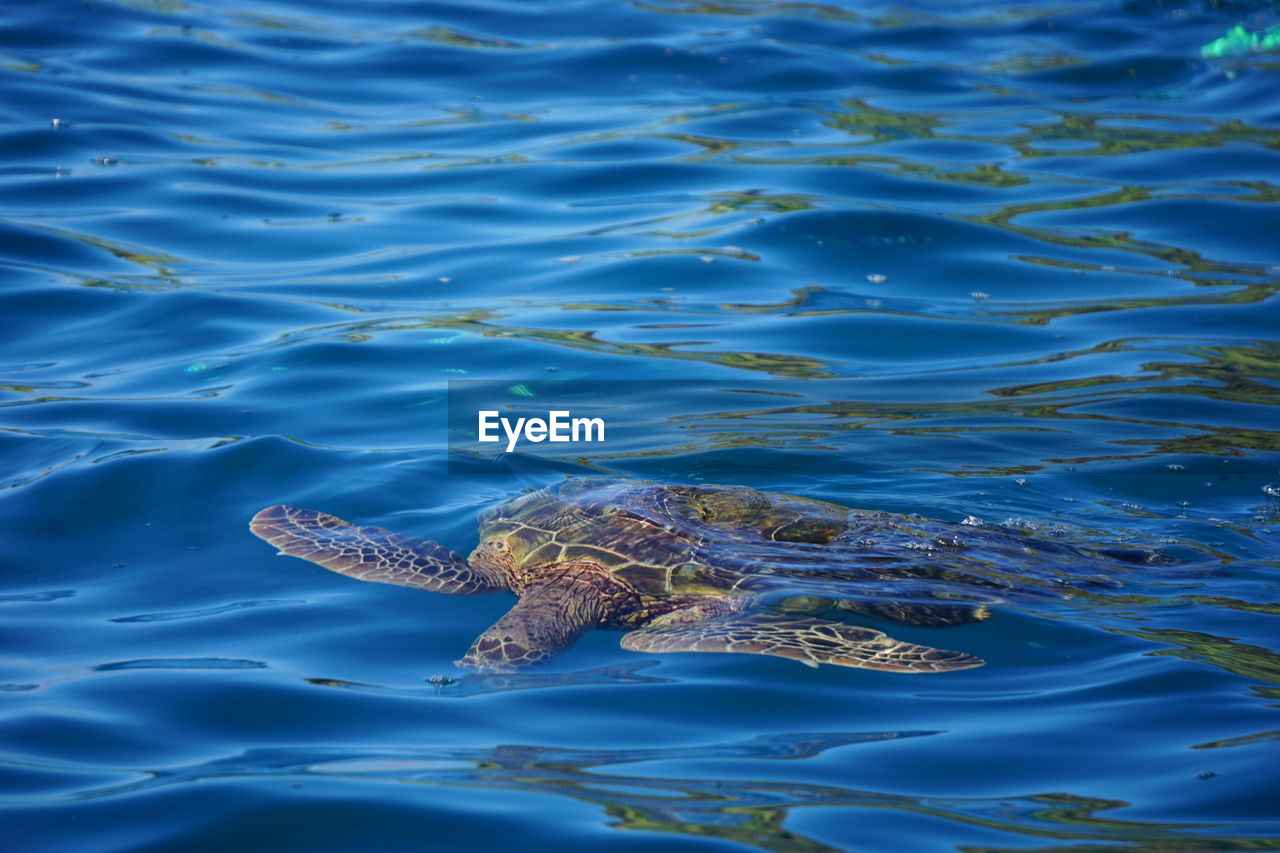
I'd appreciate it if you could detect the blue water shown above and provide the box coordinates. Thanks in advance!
[3,0,1280,849]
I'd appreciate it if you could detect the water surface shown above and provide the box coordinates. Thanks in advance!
[2,0,1279,850]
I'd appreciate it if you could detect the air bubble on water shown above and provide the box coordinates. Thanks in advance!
[700,255,715,263]
[749,217,763,225]
[1015,477,1029,486]
[960,515,986,526]
[438,276,452,283]
[970,291,989,301]
[555,255,582,264]
[1262,483,1280,497]
[866,273,887,283]
[426,675,455,686]
[93,156,117,166]
[1203,481,1212,487]
[51,117,64,128]
[1167,464,1185,471]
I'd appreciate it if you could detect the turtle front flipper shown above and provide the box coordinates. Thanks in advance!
[250,505,504,595]
[621,612,983,673]
[456,561,619,672]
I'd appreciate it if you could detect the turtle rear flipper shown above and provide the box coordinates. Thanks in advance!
[621,613,983,673]
[250,505,504,595]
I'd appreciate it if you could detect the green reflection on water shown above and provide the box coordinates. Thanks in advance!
[343,312,836,378]
[1113,626,1280,700]
[539,337,1279,468]
[825,99,942,141]
[17,731,1279,853]
[1193,728,1280,749]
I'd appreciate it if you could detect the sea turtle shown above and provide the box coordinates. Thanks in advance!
[249,479,1152,673]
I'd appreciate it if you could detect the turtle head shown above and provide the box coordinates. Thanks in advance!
[468,536,520,583]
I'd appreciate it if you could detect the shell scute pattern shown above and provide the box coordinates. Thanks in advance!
[480,479,1169,611]
[484,481,708,593]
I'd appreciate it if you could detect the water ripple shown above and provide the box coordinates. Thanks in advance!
[108,598,304,623]
[4,731,1277,851]
[4,0,1280,848]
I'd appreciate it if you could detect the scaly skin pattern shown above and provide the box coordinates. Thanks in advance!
[247,478,1158,673]
[456,561,628,671]
[621,612,982,673]
[249,505,503,595]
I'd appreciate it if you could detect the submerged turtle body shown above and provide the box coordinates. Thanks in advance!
[249,479,1149,673]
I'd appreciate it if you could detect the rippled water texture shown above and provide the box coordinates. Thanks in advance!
[3,0,1280,850]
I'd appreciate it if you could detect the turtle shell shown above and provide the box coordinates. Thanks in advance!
[475,478,1158,607]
